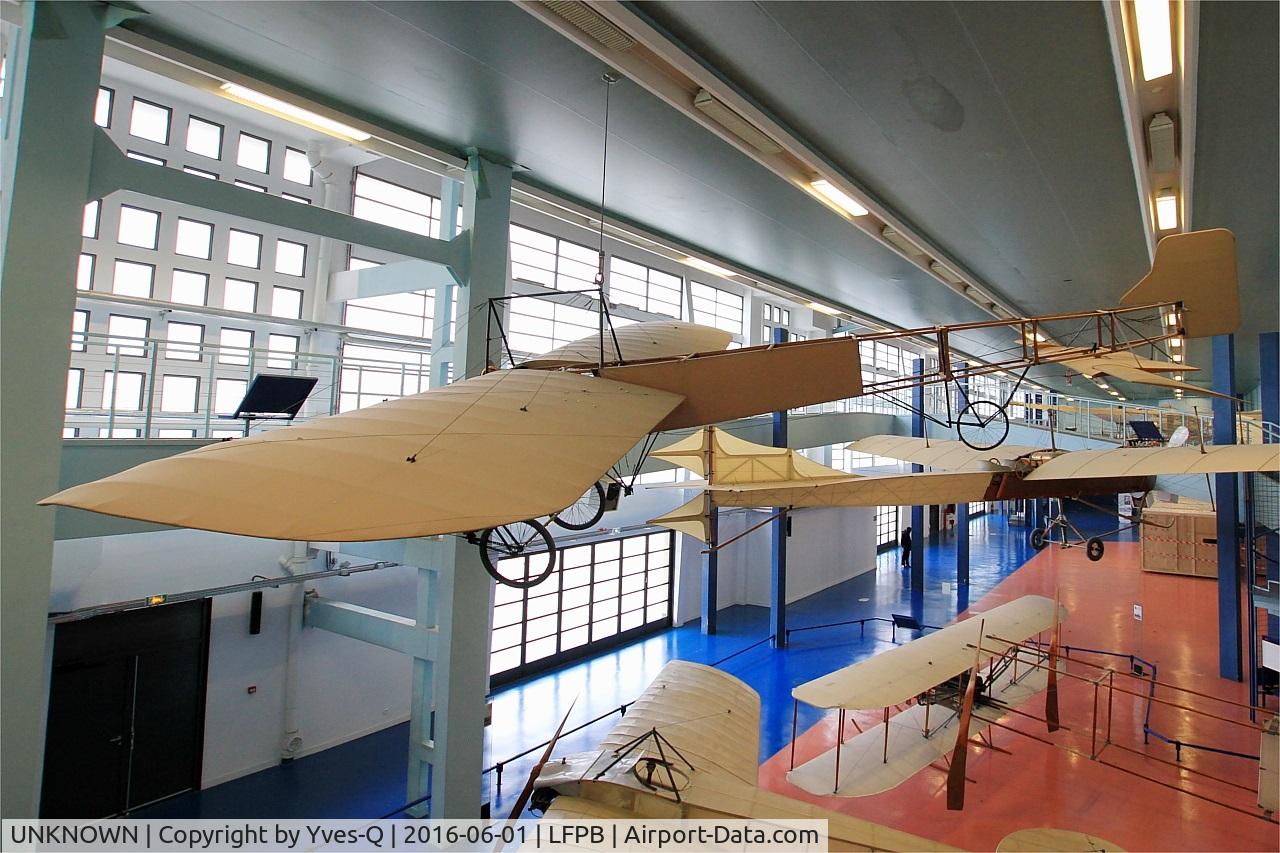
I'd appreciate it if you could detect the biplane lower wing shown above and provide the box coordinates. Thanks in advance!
[792,595,1066,710]
[703,470,998,509]
[1024,443,1280,480]
[40,370,683,541]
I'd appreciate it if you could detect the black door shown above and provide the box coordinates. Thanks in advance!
[40,599,210,817]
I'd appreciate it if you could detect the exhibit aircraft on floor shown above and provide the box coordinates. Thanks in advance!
[647,429,1279,562]
[42,229,1249,586]
[516,658,959,851]
[784,596,1066,805]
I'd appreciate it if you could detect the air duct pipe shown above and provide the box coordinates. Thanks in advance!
[279,542,312,762]
[306,144,341,324]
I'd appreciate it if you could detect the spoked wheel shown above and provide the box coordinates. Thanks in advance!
[1029,527,1048,550]
[478,519,557,588]
[1086,537,1105,562]
[955,400,1010,451]
[552,481,607,531]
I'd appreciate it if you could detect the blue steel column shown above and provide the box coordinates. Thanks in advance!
[1,1,110,817]
[1212,335,1242,680]
[954,362,970,585]
[771,327,789,647]
[910,358,925,590]
[701,502,718,635]
[1261,332,1279,642]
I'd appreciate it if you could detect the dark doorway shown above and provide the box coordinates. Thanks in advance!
[40,599,210,818]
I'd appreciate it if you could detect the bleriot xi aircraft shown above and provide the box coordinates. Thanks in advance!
[41,228,1255,586]
[647,428,1279,561]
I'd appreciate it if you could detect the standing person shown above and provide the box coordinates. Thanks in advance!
[900,526,913,568]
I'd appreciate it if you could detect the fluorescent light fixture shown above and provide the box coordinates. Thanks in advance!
[1172,353,1183,362]
[1170,336,1182,347]
[811,179,869,216]
[1154,190,1178,230]
[1022,330,1047,342]
[1174,373,1184,381]
[1098,382,1109,388]
[806,301,842,316]
[1118,397,1127,402]
[683,256,735,278]
[882,226,926,257]
[1134,0,1174,81]
[219,83,371,141]
[1165,312,1179,327]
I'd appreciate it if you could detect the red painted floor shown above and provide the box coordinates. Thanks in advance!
[758,542,1278,852]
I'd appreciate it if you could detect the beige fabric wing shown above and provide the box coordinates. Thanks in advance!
[705,470,997,509]
[519,320,731,369]
[1025,443,1280,481]
[847,435,1035,471]
[647,493,713,542]
[792,595,1066,710]
[598,660,760,787]
[41,370,683,541]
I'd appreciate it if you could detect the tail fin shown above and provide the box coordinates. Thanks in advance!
[1120,229,1238,338]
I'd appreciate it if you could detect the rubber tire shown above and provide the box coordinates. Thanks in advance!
[552,481,607,531]
[1030,528,1047,550]
[1086,537,1105,562]
[955,399,1011,451]
[478,519,557,588]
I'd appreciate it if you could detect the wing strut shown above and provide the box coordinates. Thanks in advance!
[507,695,577,820]
[1046,590,1062,733]
[946,619,984,810]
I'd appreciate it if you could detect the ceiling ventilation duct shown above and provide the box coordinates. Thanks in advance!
[928,260,967,289]
[1147,112,1176,173]
[693,89,783,155]
[538,1,637,51]
[881,226,925,257]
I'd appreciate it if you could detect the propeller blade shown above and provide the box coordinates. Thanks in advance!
[507,694,578,821]
[946,620,984,811]
[1046,591,1061,733]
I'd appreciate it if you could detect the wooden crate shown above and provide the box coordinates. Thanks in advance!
[1141,503,1218,577]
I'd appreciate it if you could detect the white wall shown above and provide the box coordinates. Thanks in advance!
[50,530,418,788]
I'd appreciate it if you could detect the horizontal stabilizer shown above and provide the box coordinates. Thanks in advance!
[1025,443,1280,480]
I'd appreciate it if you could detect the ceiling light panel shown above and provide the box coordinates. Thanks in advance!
[1134,0,1174,81]
[219,83,371,141]
[810,179,868,216]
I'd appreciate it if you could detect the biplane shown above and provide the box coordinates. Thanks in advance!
[646,429,1279,562]
[513,658,959,851]
[784,595,1065,804]
[40,229,1254,586]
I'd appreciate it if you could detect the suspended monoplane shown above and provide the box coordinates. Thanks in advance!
[41,229,1250,586]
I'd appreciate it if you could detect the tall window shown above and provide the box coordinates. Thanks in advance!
[489,531,674,682]
[352,173,440,237]
[689,282,744,336]
[506,296,603,357]
[609,257,682,318]
[338,341,430,411]
[509,225,598,292]
[875,505,899,548]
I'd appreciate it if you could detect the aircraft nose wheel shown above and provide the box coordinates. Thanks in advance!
[1029,527,1048,550]
[477,519,557,588]
[955,400,1010,451]
[1086,537,1105,561]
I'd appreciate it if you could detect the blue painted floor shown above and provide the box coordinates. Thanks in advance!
[138,507,1131,819]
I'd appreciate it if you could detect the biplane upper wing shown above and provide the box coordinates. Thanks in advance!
[847,435,1038,471]
[518,320,732,369]
[1024,443,1280,480]
[40,370,683,541]
[792,595,1066,710]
